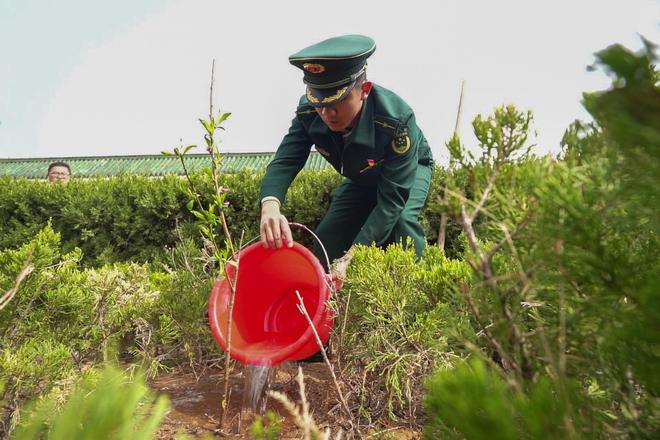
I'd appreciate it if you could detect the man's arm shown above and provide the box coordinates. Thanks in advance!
[352,112,426,246]
[259,115,313,248]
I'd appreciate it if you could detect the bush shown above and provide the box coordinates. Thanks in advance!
[0,175,191,266]
[421,41,660,439]
[0,226,224,437]
[424,359,575,440]
[0,167,462,266]
[341,243,476,420]
[11,365,170,440]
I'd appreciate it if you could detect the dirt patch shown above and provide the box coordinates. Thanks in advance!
[151,362,421,439]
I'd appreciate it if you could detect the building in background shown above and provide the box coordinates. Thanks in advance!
[0,152,331,179]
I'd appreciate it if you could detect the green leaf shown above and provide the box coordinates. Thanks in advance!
[182,145,197,155]
[191,210,206,221]
[199,118,214,136]
[216,112,231,126]
[212,194,225,206]
[199,225,211,238]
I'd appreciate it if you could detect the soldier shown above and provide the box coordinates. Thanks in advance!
[259,34,433,283]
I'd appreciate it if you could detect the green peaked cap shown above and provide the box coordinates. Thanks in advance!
[289,35,376,107]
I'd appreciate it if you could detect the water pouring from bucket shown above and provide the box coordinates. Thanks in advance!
[208,227,335,366]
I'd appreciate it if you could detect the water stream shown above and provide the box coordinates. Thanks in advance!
[242,365,275,416]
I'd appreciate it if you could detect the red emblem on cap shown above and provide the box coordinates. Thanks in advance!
[303,63,326,74]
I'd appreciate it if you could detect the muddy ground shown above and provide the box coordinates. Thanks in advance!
[151,362,420,439]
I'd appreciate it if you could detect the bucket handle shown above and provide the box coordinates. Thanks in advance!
[288,222,332,275]
[232,222,341,295]
[233,223,332,274]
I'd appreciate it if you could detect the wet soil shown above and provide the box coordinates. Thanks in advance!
[151,362,420,439]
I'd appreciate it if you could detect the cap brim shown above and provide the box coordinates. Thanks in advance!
[306,81,357,108]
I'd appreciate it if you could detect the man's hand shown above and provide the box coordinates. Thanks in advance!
[330,247,355,291]
[260,200,293,249]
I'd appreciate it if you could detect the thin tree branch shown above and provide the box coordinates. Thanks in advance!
[438,80,465,251]
[442,186,500,223]
[458,204,496,286]
[461,284,520,379]
[0,260,34,311]
[295,290,361,439]
[453,80,466,134]
[220,230,244,430]
[209,59,215,122]
[484,211,533,263]
[468,166,501,224]
[437,213,448,251]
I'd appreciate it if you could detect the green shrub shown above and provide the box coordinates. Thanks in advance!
[424,359,575,440]
[342,244,476,420]
[151,262,217,369]
[421,41,660,439]
[250,410,284,440]
[0,167,463,265]
[0,175,191,266]
[0,225,224,436]
[11,365,170,440]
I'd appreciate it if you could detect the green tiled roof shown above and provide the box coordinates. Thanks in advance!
[0,152,331,179]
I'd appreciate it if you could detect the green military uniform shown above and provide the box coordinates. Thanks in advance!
[259,35,433,268]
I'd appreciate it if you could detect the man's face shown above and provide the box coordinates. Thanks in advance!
[48,166,71,182]
[315,84,369,132]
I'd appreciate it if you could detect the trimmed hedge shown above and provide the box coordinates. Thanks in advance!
[0,166,456,265]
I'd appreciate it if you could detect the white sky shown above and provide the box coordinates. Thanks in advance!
[1,0,658,163]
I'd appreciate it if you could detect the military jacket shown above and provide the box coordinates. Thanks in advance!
[259,84,433,247]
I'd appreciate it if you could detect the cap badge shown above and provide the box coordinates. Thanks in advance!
[303,63,326,74]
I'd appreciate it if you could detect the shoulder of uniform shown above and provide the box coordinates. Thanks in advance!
[296,95,317,117]
[371,84,414,131]
[374,114,399,134]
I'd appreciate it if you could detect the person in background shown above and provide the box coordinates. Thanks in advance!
[47,162,71,182]
[259,35,433,284]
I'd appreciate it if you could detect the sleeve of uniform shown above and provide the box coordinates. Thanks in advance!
[352,112,422,247]
[259,114,313,204]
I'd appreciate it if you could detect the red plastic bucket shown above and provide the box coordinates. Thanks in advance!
[208,241,334,366]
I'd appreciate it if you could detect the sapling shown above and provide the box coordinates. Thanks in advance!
[162,59,243,431]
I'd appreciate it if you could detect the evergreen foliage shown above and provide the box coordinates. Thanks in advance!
[423,41,659,438]
[0,170,343,267]
[342,244,475,420]
[11,366,170,440]
[0,226,221,437]
[424,359,575,440]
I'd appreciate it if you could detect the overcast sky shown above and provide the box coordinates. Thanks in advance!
[1,0,658,163]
